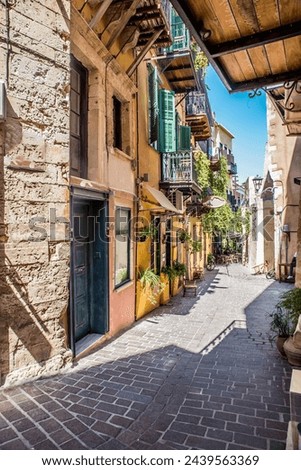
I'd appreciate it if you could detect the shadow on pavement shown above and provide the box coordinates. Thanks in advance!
[0,276,292,451]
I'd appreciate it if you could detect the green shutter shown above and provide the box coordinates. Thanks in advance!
[158,89,176,152]
[148,65,158,144]
[170,9,190,51]
[175,111,181,151]
[179,125,191,150]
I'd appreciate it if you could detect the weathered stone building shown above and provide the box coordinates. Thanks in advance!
[0,0,172,386]
[0,1,72,386]
[262,97,301,279]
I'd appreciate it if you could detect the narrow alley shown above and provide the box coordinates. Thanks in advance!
[0,265,292,451]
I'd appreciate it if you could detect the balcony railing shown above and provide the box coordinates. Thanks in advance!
[159,8,190,54]
[186,92,206,115]
[161,151,198,184]
[228,162,237,174]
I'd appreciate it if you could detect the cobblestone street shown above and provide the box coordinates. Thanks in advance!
[0,264,292,450]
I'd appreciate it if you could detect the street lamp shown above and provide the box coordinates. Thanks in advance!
[252,175,263,194]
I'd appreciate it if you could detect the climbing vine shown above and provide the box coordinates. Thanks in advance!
[210,157,228,198]
[194,150,211,198]
[194,151,244,237]
[191,43,209,75]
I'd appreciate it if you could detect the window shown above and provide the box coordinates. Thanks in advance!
[158,88,176,152]
[115,208,131,287]
[148,64,159,146]
[151,217,161,274]
[70,56,88,178]
[113,96,122,150]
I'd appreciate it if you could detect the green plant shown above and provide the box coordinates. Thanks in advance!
[191,44,209,74]
[269,306,294,338]
[138,267,165,304]
[190,240,202,253]
[178,229,191,243]
[277,288,301,331]
[173,260,186,276]
[116,267,128,285]
[161,265,177,281]
[207,253,215,264]
[137,223,158,240]
[194,150,211,198]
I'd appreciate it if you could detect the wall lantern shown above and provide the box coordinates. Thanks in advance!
[252,175,263,194]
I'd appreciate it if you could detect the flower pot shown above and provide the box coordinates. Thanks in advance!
[136,280,160,320]
[276,336,288,357]
[160,273,170,305]
[283,336,301,367]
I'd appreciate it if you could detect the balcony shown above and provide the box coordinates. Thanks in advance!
[228,162,237,175]
[186,92,211,140]
[129,0,172,48]
[155,7,197,93]
[159,151,202,196]
[80,1,172,76]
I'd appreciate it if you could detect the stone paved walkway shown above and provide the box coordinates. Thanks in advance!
[0,264,293,450]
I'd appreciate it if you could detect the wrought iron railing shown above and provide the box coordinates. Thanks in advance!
[161,151,198,184]
[228,162,237,174]
[186,92,206,115]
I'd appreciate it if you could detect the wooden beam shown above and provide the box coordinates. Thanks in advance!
[135,5,160,15]
[88,0,101,6]
[169,76,195,83]
[165,63,192,72]
[122,28,140,53]
[106,0,141,50]
[209,21,301,58]
[130,11,161,22]
[89,0,114,30]
[127,27,164,76]
[230,68,301,92]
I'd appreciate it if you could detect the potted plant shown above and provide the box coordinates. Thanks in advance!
[178,229,191,244]
[173,260,186,276]
[269,306,294,357]
[136,223,158,242]
[136,267,165,319]
[161,265,177,281]
[278,288,301,366]
[170,261,186,296]
[190,240,202,253]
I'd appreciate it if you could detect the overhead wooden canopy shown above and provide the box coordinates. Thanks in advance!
[170,0,301,92]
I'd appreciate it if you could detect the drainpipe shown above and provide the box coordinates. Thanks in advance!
[134,70,140,321]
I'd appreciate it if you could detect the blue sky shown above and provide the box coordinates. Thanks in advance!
[206,66,267,184]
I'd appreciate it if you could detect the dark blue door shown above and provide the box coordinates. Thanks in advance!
[71,198,109,344]
[73,202,91,341]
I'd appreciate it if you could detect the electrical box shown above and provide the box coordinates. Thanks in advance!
[0,81,7,121]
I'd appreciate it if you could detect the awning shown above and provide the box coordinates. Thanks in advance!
[141,184,182,214]
[202,195,227,209]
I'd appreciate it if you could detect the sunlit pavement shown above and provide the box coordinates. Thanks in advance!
[0,264,292,450]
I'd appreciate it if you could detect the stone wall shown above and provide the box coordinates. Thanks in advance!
[264,97,301,279]
[0,1,72,386]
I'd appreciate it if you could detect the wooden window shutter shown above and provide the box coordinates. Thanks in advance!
[148,65,159,144]
[158,89,176,152]
[171,9,189,50]
[179,125,191,150]
[175,111,180,151]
